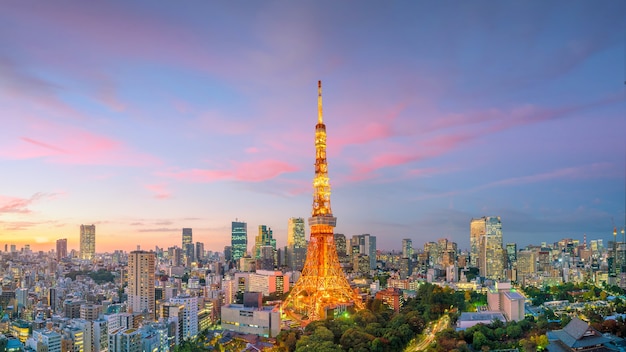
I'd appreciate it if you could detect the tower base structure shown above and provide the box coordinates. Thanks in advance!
[282,219,363,321]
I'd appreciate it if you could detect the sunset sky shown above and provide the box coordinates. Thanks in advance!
[1,1,625,253]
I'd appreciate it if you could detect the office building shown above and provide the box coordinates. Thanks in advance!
[334,234,347,262]
[402,238,413,259]
[31,329,62,352]
[484,217,505,280]
[352,234,377,269]
[506,243,517,269]
[286,217,306,270]
[255,225,276,259]
[56,238,67,261]
[80,224,96,260]
[248,270,290,296]
[221,293,280,338]
[195,242,204,262]
[182,228,193,263]
[471,216,505,280]
[128,250,156,320]
[470,218,485,268]
[231,221,247,263]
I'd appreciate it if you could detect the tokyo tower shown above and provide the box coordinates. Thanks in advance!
[282,81,364,321]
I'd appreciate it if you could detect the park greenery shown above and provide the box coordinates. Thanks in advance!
[65,269,115,284]
[274,283,480,352]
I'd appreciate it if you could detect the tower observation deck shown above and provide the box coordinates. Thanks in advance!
[281,81,364,321]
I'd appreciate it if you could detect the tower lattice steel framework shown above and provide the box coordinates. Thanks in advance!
[282,81,364,321]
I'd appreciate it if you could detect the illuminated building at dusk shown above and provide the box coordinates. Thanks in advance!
[128,250,156,320]
[286,217,306,270]
[79,224,95,260]
[282,81,364,321]
[254,225,276,259]
[56,238,67,261]
[231,221,247,264]
[182,228,194,263]
[470,218,485,268]
[402,238,413,259]
[471,216,505,280]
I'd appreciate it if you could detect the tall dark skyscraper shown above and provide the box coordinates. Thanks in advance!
[80,224,95,260]
[56,238,67,261]
[182,228,194,263]
[231,221,247,263]
[195,242,204,262]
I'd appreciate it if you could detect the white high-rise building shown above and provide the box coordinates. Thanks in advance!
[170,295,198,340]
[30,329,62,352]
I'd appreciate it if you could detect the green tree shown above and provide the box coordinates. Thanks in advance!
[472,331,488,350]
[340,328,375,352]
[506,324,522,339]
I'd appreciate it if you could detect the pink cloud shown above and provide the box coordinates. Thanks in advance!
[338,91,624,182]
[144,183,172,200]
[160,159,299,183]
[0,120,160,166]
[0,192,63,214]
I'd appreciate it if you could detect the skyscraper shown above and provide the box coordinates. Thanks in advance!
[79,224,95,260]
[231,221,247,263]
[506,243,517,269]
[128,250,156,320]
[402,238,413,259]
[282,81,364,320]
[195,242,204,262]
[287,217,306,270]
[334,234,347,262]
[481,216,505,280]
[470,218,485,268]
[56,238,67,261]
[254,225,275,259]
[353,234,377,269]
[182,228,194,263]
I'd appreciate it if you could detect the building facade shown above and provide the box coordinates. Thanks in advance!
[128,250,156,320]
[56,238,67,261]
[231,221,247,264]
[80,224,96,260]
[286,217,306,270]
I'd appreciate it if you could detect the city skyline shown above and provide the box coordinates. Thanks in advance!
[1,2,625,252]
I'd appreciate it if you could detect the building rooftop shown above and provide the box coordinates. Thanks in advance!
[503,290,525,300]
[458,311,506,322]
[225,304,277,312]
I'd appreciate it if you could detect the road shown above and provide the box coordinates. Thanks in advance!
[405,314,450,351]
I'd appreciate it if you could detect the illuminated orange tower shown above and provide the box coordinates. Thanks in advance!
[282,81,364,321]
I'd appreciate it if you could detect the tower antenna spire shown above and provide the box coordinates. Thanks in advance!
[318,80,323,124]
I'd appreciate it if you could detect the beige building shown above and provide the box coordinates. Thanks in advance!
[487,282,525,321]
[128,250,156,320]
[80,224,96,260]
